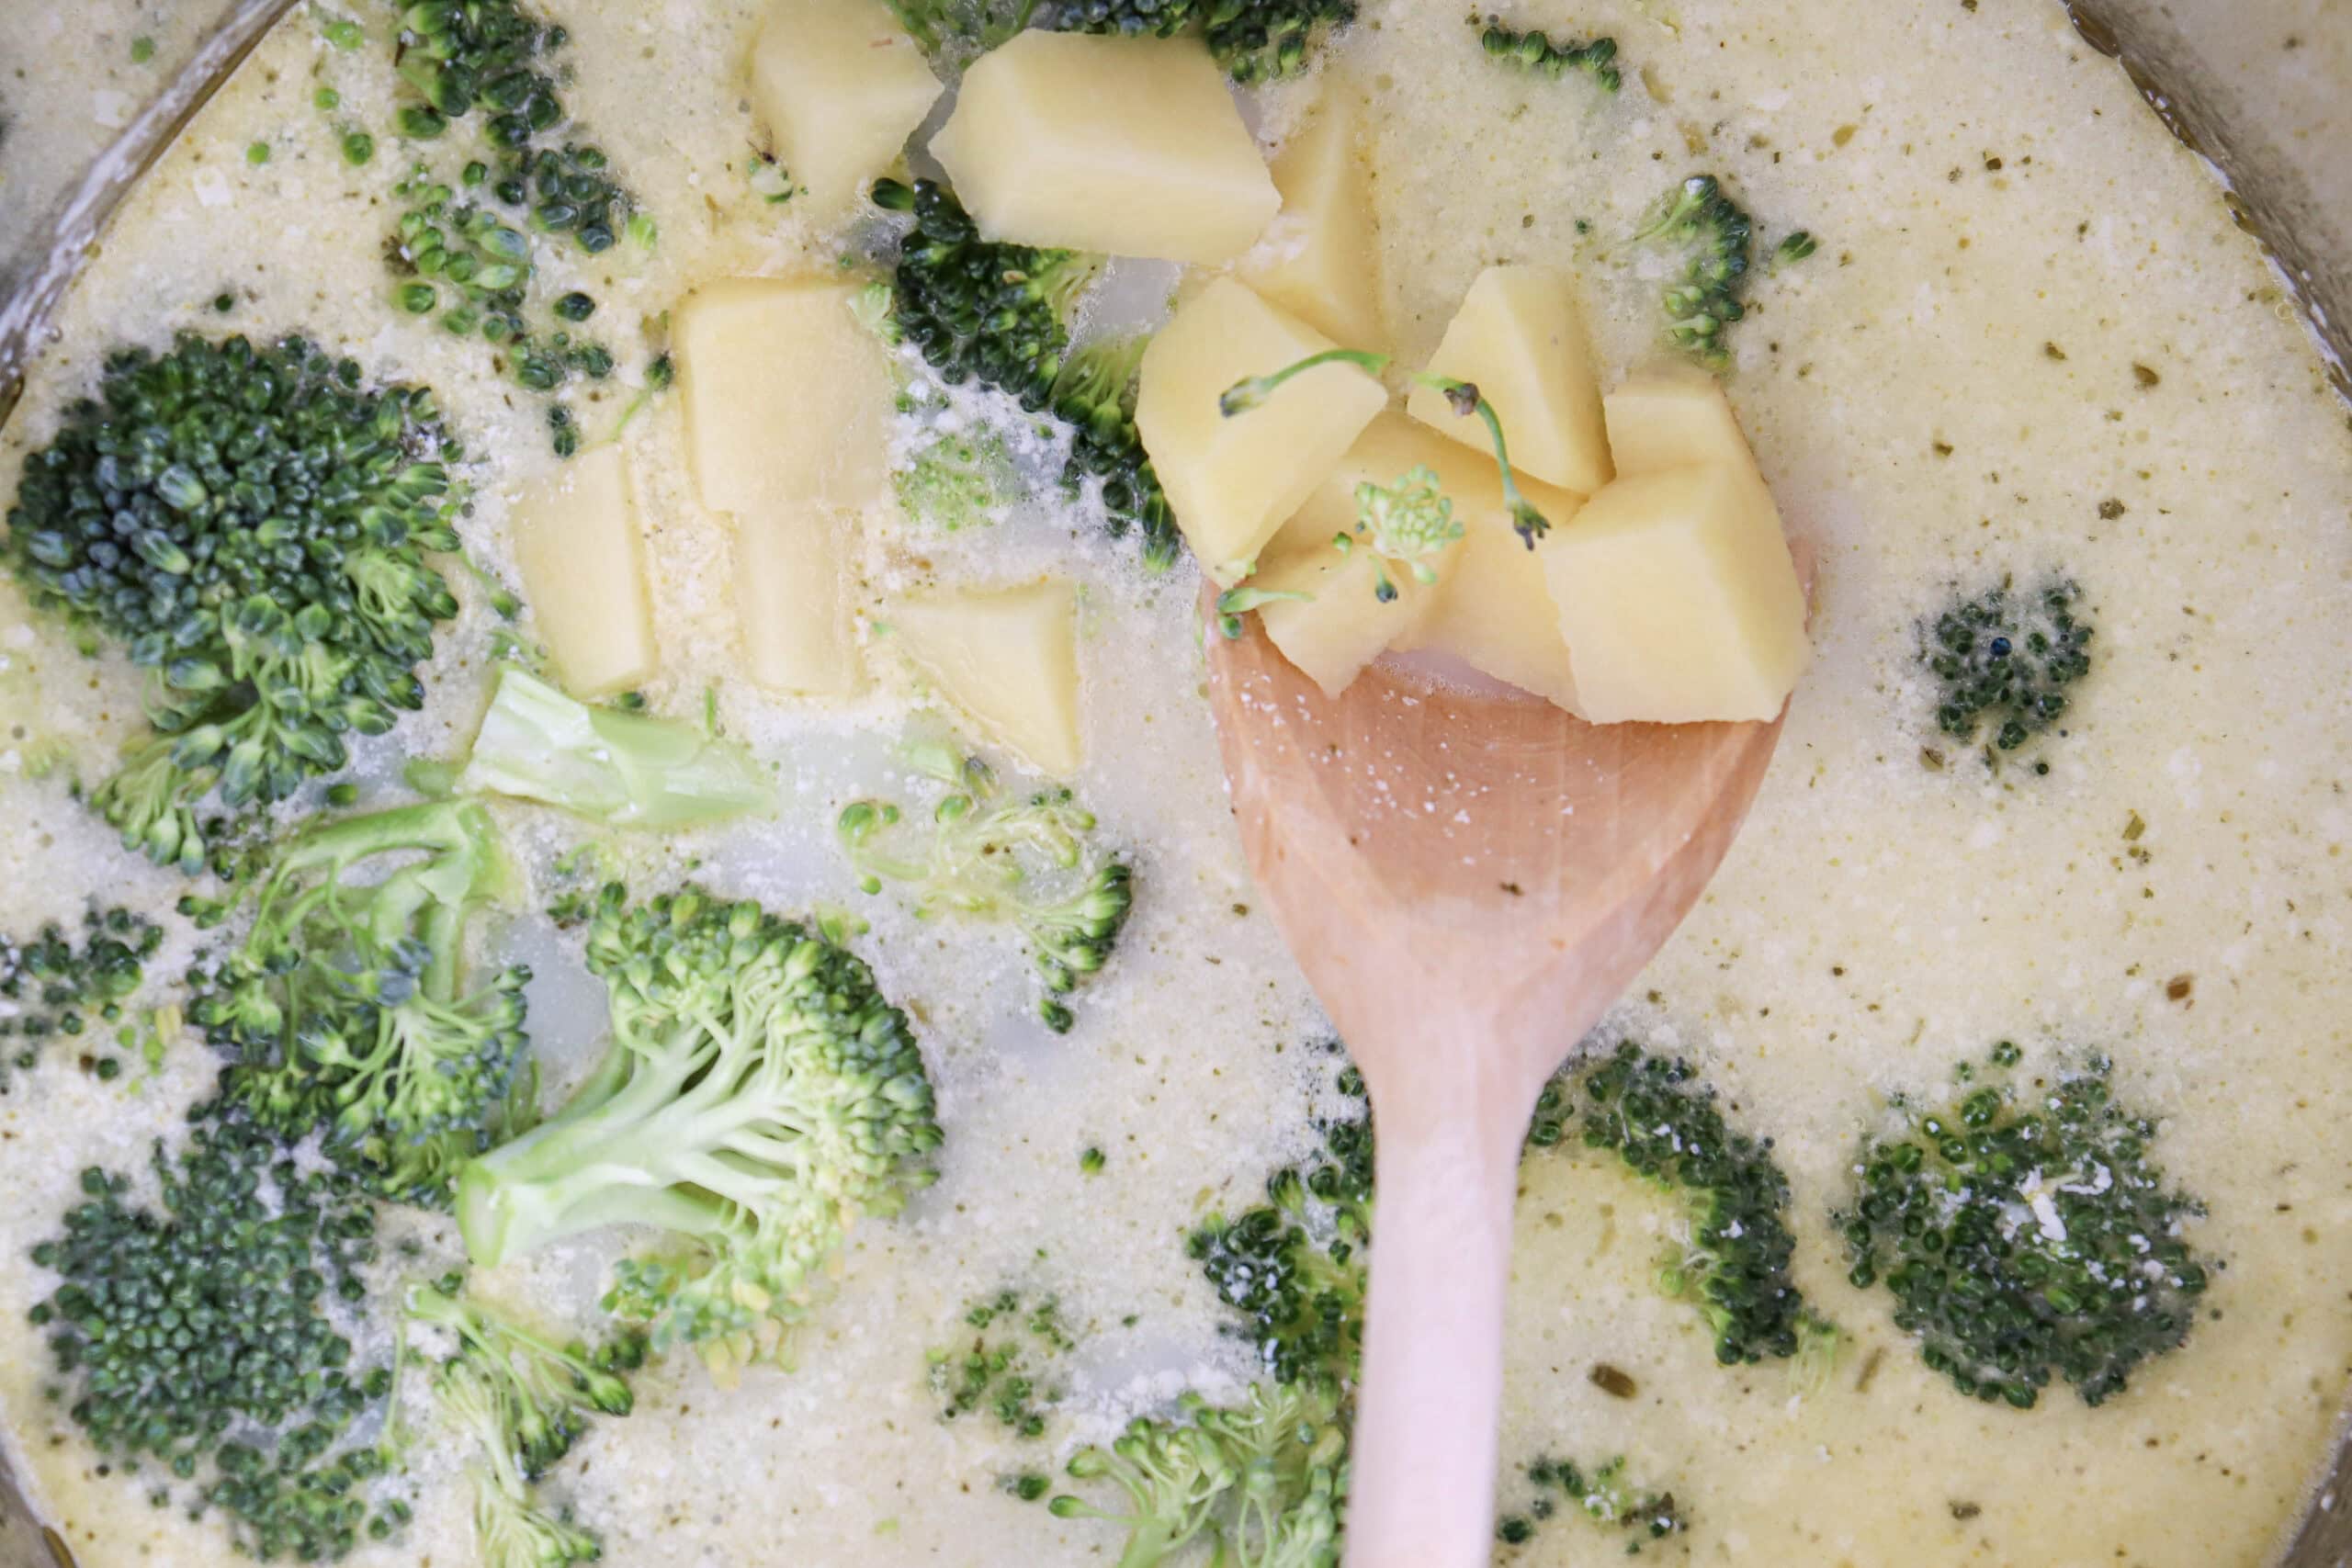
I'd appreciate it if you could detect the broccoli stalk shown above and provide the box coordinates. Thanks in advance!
[1220,349,1555,547]
[190,798,529,1204]
[455,664,775,829]
[456,885,944,1371]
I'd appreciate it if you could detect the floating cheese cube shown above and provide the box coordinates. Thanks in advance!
[509,444,655,697]
[1394,476,1583,711]
[1405,265,1611,495]
[929,31,1279,265]
[674,277,895,513]
[1541,466,1805,724]
[737,508,865,698]
[1238,83,1382,347]
[749,0,944,216]
[1136,278,1386,583]
[1250,415,1475,696]
[888,580,1082,774]
[1603,367,1759,479]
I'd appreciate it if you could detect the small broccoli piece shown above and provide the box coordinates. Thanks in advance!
[1054,335,1181,570]
[1569,1042,1815,1365]
[887,0,1045,54]
[1473,15,1621,91]
[1049,1381,1348,1567]
[1773,231,1817,268]
[1340,464,1465,602]
[1837,1042,2211,1409]
[1189,1055,1371,1389]
[455,665,775,829]
[838,746,1134,1034]
[894,426,1023,532]
[409,1279,640,1567]
[1039,0,1354,82]
[1627,174,1805,367]
[0,906,163,1080]
[456,884,944,1372]
[27,1112,403,1558]
[1220,349,1555,547]
[1495,1453,1684,1551]
[188,799,529,1205]
[3,333,468,872]
[1920,578,2093,766]
[926,1289,1076,1437]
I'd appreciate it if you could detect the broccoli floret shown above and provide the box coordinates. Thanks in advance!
[1567,1042,1815,1365]
[1495,1453,1684,1550]
[1473,15,1621,91]
[1048,1381,1348,1567]
[455,664,775,829]
[1054,335,1181,570]
[3,333,468,872]
[408,1278,641,1567]
[1920,578,2093,769]
[926,1288,1076,1436]
[0,906,163,1081]
[1628,174,1815,368]
[838,746,1134,1033]
[456,883,944,1372]
[1040,0,1354,82]
[1189,1055,1371,1389]
[1220,348,1556,548]
[1339,464,1465,602]
[27,1112,404,1559]
[887,0,1044,55]
[894,425,1022,532]
[1837,1042,2211,1409]
[189,799,530,1205]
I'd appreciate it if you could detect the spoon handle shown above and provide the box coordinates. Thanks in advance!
[1344,1100,1524,1568]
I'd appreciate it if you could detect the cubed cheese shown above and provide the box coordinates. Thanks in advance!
[737,508,865,698]
[1250,414,1475,696]
[888,580,1082,774]
[1394,474,1584,710]
[1405,265,1611,495]
[1238,82,1382,346]
[929,31,1278,264]
[749,0,943,215]
[674,277,895,513]
[1540,466,1806,724]
[1136,278,1386,583]
[1602,367,1759,479]
[508,444,656,697]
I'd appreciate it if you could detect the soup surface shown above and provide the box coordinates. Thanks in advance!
[1,2,2348,1565]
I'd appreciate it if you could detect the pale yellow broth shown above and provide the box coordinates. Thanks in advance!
[0,1,2348,1565]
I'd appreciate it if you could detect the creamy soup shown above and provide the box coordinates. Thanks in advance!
[0,2,2347,1566]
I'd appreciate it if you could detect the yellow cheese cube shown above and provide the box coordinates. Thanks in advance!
[1136,278,1386,583]
[1603,367,1759,479]
[1238,83,1382,347]
[509,444,656,698]
[1394,477,1583,711]
[888,580,1082,774]
[929,32,1279,265]
[1405,265,1611,495]
[674,277,895,513]
[737,508,865,698]
[749,0,943,216]
[1250,415,1476,696]
[1540,466,1806,724]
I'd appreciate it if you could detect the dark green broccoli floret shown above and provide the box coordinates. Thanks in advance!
[3,333,467,872]
[1568,1042,1817,1365]
[1053,335,1181,570]
[1040,0,1354,82]
[27,1112,404,1559]
[1473,15,1621,91]
[456,883,944,1374]
[1921,578,2093,766]
[838,746,1134,1034]
[0,907,163,1080]
[926,1289,1076,1437]
[1838,1042,2211,1409]
[1495,1453,1684,1551]
[188,799,530,1205]
[408,1279,642,1566]
[1627,174,1812,368]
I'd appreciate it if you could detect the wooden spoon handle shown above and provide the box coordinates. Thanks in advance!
[1344,1101,1524,1568]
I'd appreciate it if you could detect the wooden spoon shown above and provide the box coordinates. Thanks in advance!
[1203,614,1794,1568]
